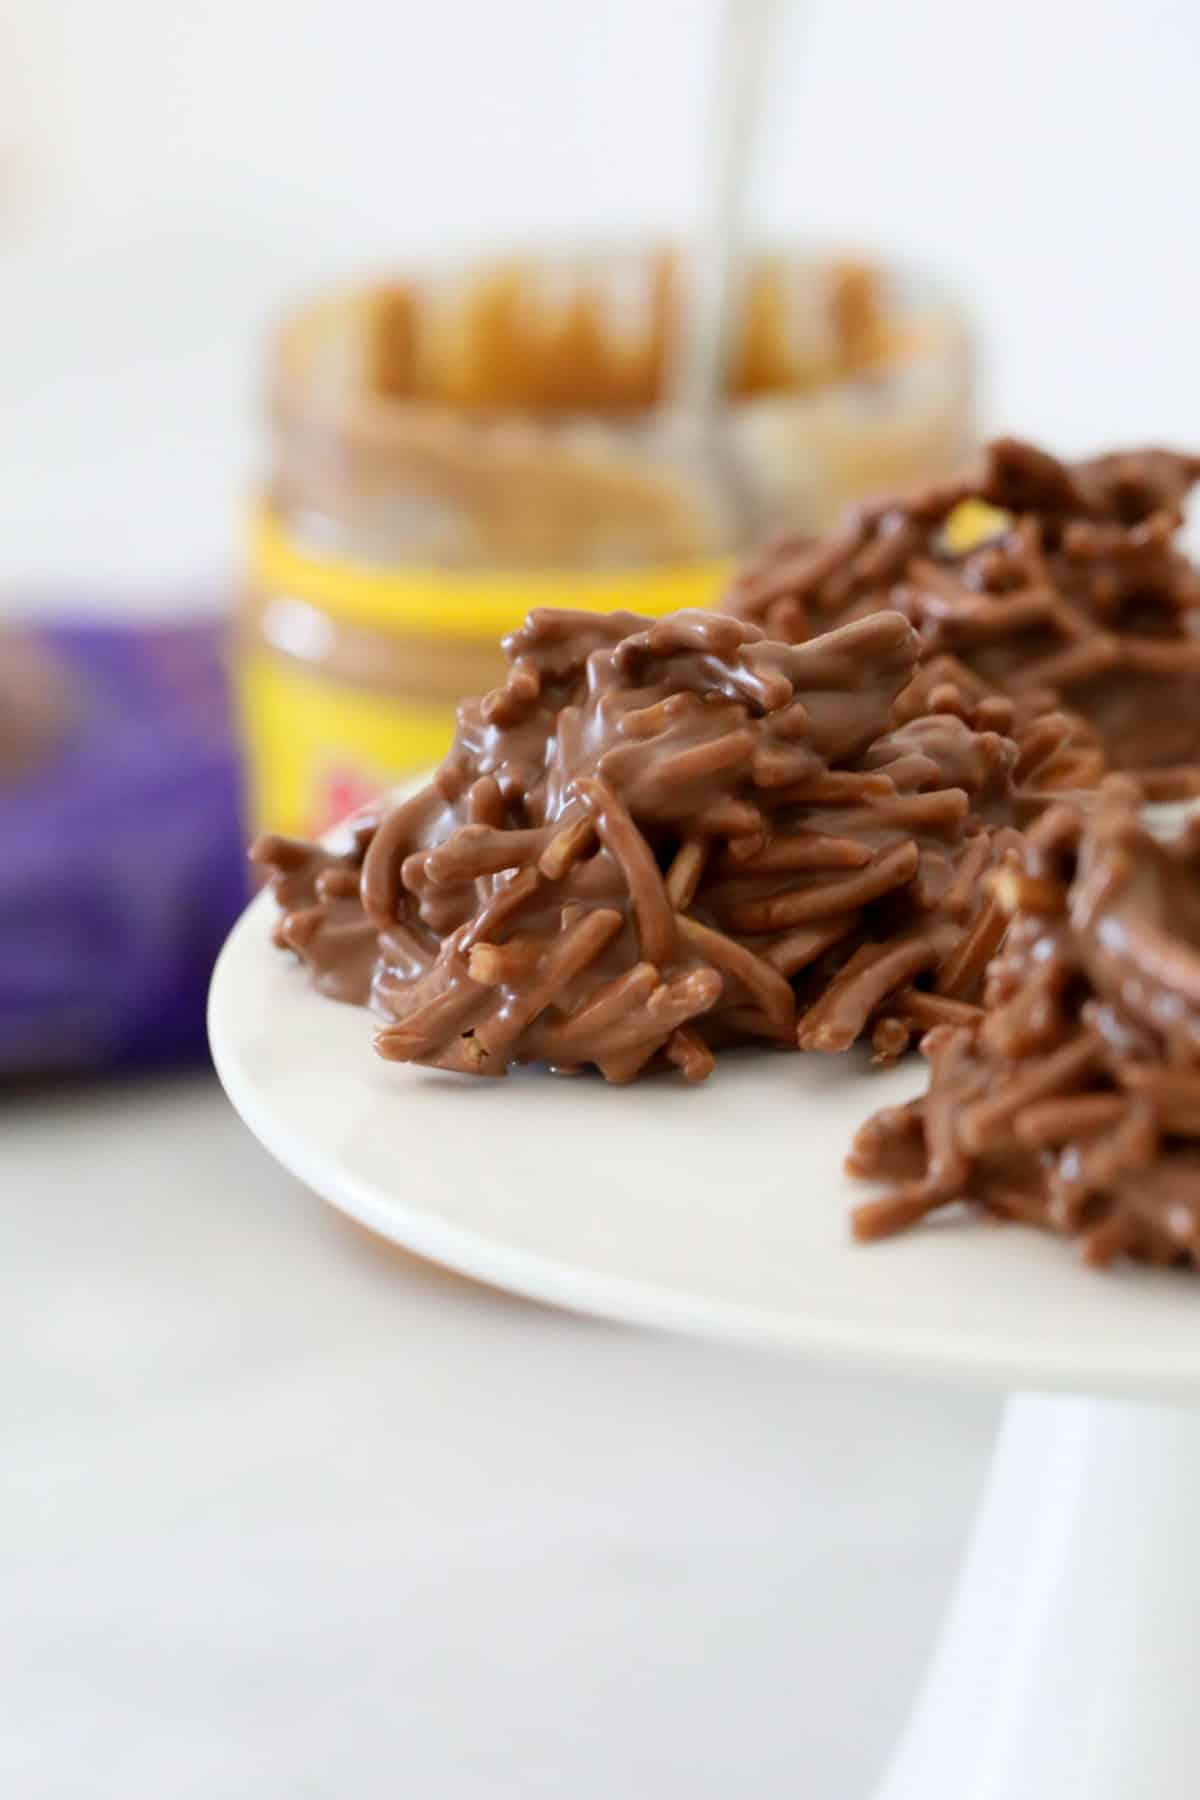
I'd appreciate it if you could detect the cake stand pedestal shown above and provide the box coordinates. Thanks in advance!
[210,889,1200,1800]
[875,1391,1198,1799]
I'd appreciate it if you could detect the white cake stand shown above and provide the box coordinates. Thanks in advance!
[211,889,1200,1799]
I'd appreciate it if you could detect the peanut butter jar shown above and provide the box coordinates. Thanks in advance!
[238,246,973,837]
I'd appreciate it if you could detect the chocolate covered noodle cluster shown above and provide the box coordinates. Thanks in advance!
[254,606,1021,1081]
[248,433,1200,1275]
[728,437,1200,789]
[850,783,1200,1267]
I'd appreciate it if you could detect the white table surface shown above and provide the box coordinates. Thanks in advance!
[3,1070,997,1798]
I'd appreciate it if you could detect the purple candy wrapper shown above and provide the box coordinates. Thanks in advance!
[1,617,248,1075]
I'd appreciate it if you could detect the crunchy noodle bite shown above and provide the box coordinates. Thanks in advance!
[254,604,1027,1081]
[849,781,1200,1268]
[727,436,1200,787]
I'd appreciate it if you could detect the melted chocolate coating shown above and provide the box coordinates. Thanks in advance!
[254,606,1023,1081]
[727,437,1200,787]
[849,782,1200,1267]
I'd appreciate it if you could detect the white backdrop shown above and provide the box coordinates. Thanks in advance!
[3,0,1198,594]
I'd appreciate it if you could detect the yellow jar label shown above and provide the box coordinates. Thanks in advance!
[250,503,732,640]
[238,652,460,838]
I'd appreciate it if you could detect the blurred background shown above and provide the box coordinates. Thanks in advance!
[5,0,1197,595]
[3,2,1198,1795]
